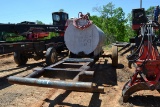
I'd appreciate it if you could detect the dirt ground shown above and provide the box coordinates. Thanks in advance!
[0,49,160,107]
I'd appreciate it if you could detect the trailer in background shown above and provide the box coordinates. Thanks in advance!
[0,36,67,65]
[0,12,69,65]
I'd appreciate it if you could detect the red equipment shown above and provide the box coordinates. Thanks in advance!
[72,12,92,30]
[122,22,160,102]
[25,28,49,40]
[121,8,160,102]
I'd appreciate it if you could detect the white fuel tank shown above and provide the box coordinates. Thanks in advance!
[64,19,106,56]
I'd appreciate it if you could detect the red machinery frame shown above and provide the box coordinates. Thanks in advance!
[122,23,160,102]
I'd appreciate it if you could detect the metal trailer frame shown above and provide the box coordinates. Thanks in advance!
[0,36,66,65]
[0,37,65,54]
[8,57,104,93]
[0,11,69,65]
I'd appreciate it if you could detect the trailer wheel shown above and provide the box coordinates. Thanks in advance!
[46,47,58,65]
[14,52,28,66]
[112,45,118,67]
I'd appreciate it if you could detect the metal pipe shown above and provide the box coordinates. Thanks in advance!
[26,68,45,78]
[8,76,104,92]
[140,0,142,8]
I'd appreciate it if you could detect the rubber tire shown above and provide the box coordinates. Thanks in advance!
[14,52,28,66]
[46,47,58,65]
[112,45,118,67]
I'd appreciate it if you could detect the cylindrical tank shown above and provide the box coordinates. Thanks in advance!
[64,18,105,57]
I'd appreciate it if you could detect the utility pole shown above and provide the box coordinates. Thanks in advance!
[140,0,142,8]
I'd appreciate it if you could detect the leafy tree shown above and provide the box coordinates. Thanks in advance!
[93,2,115,18]
[125,12,135,39]
[91,3,157,44]
[59,9,64,12]
[92,2,127,43]
[36,20,44,24]
[145,6,155,16]
[145,6,155,21]
[126,13,132,27]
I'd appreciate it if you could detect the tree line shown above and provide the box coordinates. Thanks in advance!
[37,2,154,44]
[90,2,154,44]
[90,2,133,44]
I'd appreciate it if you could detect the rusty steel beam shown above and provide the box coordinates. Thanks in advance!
[8,76,104,92]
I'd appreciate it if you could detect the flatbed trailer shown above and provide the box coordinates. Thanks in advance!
[0,36,67,65]
[7,40,118,93]
[7,38,118,94]
[0,12,69,65]
[8,57,104,92]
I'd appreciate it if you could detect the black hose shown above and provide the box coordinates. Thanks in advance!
[139,24,153,67]
[128,24,146,62]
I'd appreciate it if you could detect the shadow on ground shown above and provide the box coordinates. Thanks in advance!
[0,53,67,90]
[45,90,87,107]
[128,95,160,107]
[0,61,45,90]
[44,57,125,107]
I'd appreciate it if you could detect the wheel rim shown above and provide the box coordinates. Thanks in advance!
[51,51,57,63]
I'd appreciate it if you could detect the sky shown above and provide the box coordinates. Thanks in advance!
[0,0,159,24]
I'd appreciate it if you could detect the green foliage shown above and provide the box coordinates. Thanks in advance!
[0,32,58,41]
[36,20,44,24]
[39,32,58,40]
[126,13,132,27]
[91,2,136,44]
[4,33,26,41]
[145,6,155,21]
[0,32,25,41]
[59,9,64,12]
[155,29,160,36]
[6,36,26,42]
[145,6,154,16]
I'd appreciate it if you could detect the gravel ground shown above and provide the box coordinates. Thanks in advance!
[0,50,160,107]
